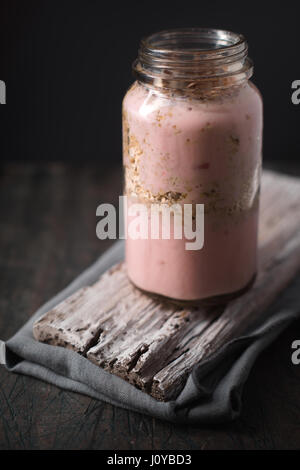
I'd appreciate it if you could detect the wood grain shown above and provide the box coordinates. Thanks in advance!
[33,170,300,401]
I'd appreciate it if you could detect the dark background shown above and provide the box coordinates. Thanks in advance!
[0,0,299,170]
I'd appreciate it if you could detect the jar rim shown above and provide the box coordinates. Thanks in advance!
[140,28,246,59]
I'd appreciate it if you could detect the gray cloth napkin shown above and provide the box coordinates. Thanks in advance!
[1,241,300,424]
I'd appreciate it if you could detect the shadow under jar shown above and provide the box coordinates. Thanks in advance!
[122,28,263,306]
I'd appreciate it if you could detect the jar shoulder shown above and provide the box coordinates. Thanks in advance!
[124,80,262,108]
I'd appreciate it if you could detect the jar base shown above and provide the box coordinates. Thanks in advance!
[128,273,256,308]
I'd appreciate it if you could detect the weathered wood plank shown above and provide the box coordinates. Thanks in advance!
[33,170,300,401]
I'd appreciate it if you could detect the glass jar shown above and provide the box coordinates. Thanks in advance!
[122,28,263,305]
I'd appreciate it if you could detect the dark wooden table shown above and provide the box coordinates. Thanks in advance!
[1,162,300,450]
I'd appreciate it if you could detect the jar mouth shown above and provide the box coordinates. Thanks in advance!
[133,28,253,94]
[140,28,246,57]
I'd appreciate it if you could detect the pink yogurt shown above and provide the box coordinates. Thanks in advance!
[123,81,263,302]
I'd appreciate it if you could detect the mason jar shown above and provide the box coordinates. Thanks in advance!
[122,28,263,305]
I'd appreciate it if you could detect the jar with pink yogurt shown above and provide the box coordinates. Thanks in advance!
[122,28,263,305]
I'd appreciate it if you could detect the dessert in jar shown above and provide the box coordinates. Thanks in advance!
[122,28,263,304]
